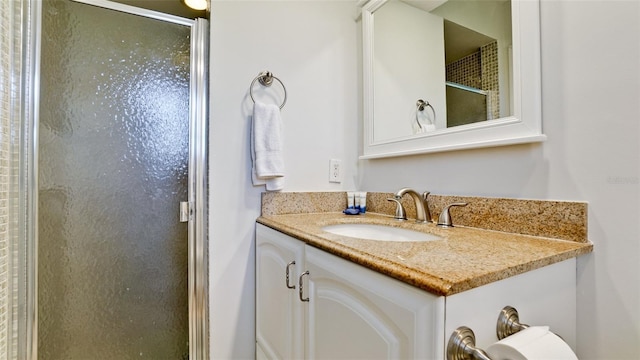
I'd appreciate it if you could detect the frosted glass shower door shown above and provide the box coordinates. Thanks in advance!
[37,1,198,358]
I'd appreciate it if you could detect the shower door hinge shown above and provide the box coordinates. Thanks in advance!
[180,201,193,222]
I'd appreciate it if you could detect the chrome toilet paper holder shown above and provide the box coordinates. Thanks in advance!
[447,326,493,360]
[447,306,531,360]
[496,305,530,340]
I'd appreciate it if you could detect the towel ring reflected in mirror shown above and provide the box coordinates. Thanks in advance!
[249,71,288,109]
[416,99,436,130]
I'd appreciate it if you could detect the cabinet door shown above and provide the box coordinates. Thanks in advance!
[303,245,445,360]
[256,224,305,359]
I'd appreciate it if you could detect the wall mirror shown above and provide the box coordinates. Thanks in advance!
[360,0,545,159]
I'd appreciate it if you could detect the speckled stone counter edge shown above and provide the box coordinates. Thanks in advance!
[261,191,588,243]
[256,212,593,296]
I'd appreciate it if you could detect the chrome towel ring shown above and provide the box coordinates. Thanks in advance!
[416,99,436,130]
[249,71,288,109]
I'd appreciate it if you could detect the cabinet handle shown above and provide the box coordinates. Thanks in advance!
[299,271,310,302]
[285,261,296,289]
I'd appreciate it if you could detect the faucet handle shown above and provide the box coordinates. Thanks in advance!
[437,202,468,228]
[387,198,407,221]
[422,191,432,223]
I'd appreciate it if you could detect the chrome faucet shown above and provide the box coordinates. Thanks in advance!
[393,188,432,223]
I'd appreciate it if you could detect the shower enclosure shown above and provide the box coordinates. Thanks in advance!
[14,0,209,358]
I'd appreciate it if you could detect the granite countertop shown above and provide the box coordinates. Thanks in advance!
[257,211,593,296]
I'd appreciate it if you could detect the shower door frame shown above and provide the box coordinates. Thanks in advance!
[23,1,210,358]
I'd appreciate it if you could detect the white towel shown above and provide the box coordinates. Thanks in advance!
[251,102,285,191]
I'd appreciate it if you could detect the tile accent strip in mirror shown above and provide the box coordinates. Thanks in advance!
[261,192,587,243]
[445,41,500,122]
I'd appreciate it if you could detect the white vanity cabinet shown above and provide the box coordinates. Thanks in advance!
[304,245,445,359]
[256,224,305,359]
[256,224,445,360]
[256,223,577,359]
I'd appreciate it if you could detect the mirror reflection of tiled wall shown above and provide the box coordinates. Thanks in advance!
[445,41,500,120]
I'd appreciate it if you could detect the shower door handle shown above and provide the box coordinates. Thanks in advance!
[180,201,192,222]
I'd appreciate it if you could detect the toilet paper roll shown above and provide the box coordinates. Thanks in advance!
[485,326,578,360]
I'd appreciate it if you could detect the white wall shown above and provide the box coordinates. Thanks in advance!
[360,1,640,358]
[209,1,359,358]
[209,0,639,359]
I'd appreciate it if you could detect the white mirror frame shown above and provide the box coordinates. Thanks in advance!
[360,0,545,159]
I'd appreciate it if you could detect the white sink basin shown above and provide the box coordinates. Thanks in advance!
[321,223,441,242]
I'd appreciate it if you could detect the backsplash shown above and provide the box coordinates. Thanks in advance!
[261,192,588,243]
[261,192,346,216]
